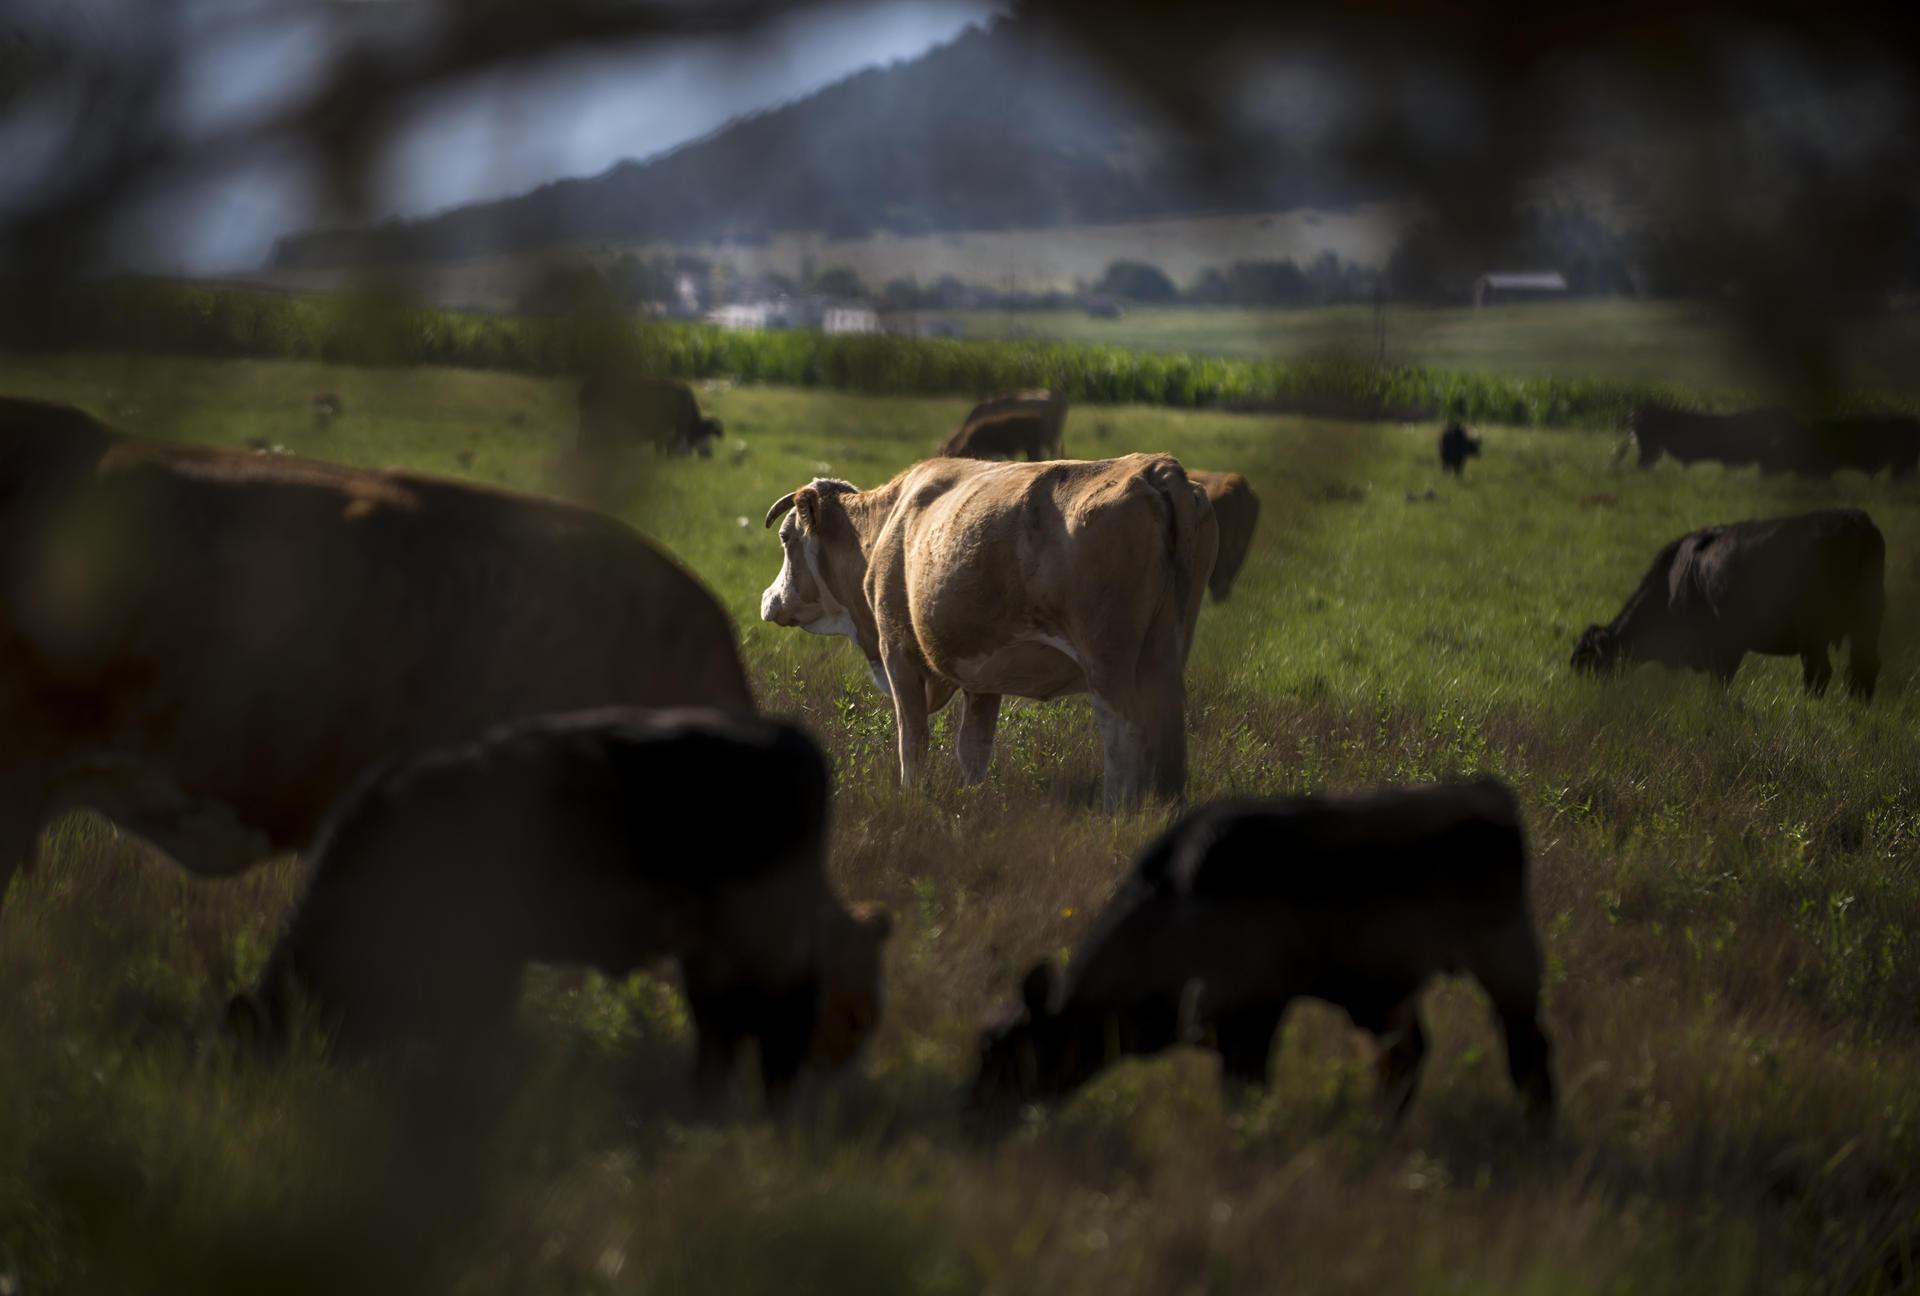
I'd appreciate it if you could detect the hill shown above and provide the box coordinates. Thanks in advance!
[269,20,1382,270]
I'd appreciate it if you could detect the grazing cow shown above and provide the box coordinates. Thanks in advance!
[1571,509,1884,698]
[1438,422,1482,475]
[760,454,1217,809]
[1188,469,1260,602]
[0,397,754,909]
[969,779,1555,1126]
[940,389,1068,461]
[231,709,892,1110]
[1791,417,1920,479]
[578,372,723,457]
[1628,406,1796,471]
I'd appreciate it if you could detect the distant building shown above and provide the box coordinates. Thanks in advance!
[880,313,962,339]
[822,305,879,334]
[674,272,704,316]
[708,300,793,331]
[1472,271,1568,307]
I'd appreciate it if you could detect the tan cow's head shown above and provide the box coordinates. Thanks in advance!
[761,478,866,643]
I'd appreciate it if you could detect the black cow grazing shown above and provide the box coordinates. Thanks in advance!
[1571,509,1884,699]
[579,373,724,457]
[1629,406,1796,471]
[231,709,893,1111]
[1438,422,1482,475]
[1793,417,1920,479]
[970,779,1555,1127]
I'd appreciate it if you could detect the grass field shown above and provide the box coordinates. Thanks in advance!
[2,350,1919,1294]
[929,300,1920,396]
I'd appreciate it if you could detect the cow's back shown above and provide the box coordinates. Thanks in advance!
[5,411,752,848]
[1687,509,1883,637]
[1140,780,1526,908]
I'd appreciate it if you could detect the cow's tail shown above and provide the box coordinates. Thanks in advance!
[1141,456,1210,652]
[1134,457,1215,804]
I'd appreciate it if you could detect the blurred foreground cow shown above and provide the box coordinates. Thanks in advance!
[1571,509,1883,698]
[232,710,891,1110]
[1188,469,1259,601]
[578,372,723,457]
[940,389,1068,461]
[1627,406,1794,470]
[1438,422,1482,475]
[0,397,753,908]
[970,779,1555,1126]
[761,454,1216,808]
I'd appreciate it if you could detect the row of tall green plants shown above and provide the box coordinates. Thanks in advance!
[0,278,1741,427]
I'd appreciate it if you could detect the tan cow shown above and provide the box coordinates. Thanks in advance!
[940,389,1068,461]
[0,397,754,908]
[760,454,1217,808]
[1188,470,1259,602]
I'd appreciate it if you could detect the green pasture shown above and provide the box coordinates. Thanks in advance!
[930,299,1920,394]
[1,350,1917,1294]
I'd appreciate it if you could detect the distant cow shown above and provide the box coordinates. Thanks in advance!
[761,454,1216,809]
[232,710,892,1110]
[1188,469,1259,601]
[941,389,1068,461]
[311,393,343,426]
[0,397,754,910]
[1438,422,1482,475]
[1571,509,1884,698]
[579,373,724,457]
[1628,406,1795,471]
[969,779,1555,1126]
[1790,416,1920,479]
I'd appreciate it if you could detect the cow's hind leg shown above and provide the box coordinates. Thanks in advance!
[1090,693,1145,811]
[1214,1001,1285,1101]
[1847,588,1884,702]
[682,978,749,1114]
[955,692,1002,784]
[1366,996,1428,1127]
[1800,647,1833,697]
[0,776,49,912]
[1472,929,1556,1129]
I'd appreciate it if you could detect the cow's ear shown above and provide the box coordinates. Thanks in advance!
[793,485,822,533]
[1020,961,1057,1017]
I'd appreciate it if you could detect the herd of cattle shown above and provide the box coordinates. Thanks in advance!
[0,377,1901,1124]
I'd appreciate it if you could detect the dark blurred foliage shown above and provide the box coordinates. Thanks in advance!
[3,0,1920,402]
[1017,0,1920,400]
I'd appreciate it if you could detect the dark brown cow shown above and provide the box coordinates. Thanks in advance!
[578,373,723,457]
[1188,469,1260,601]
[0,397,753,909]
[1792,417,1920,479]
[232,709,891,1111]
[940,389,1068,461]
[970,779,1554,1126]
[1571,509,1884,698]
[1628,406,1796,471]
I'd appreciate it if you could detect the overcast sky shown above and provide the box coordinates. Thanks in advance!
[103,1,1004,272]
